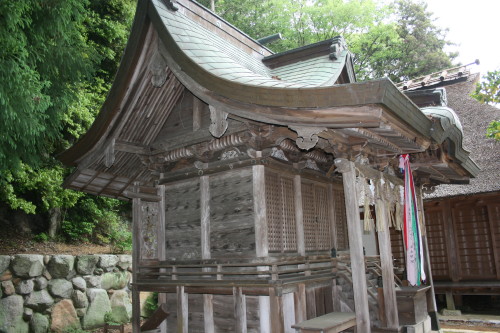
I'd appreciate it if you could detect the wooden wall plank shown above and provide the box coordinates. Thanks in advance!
[210,168,255,258]
[294,283,307,324]
[270,288,284,333]
[200,176,211,259]
[204,294,215,333]
[177,286,188,333]
[283,293,296,333]
[259,296,271,333]
[165,179,201,259]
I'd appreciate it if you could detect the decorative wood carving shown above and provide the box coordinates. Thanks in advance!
[329,38,347,60]
[140,201,159,259]
[149,48,168,88]
[161,0,178,11]
[289,126,327,150]
[208,105,228,138]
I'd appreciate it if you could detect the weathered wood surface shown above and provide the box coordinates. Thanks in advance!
[234,287,247,333]
[165,178,201,260]
[291,312,356,333]
[210,168,255,258]
[334,158,370,332]
[140,303,169,331]
[253,164,268,257]
[294,175,306,256]
[375,197,399,329]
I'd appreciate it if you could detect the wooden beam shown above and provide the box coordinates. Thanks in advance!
[334,158,371,332]
[375,194,399,329]
[234,287,247,333]
[140,303,169,331]
[294,175,305,256]
[294,283,307,324]
[253,164,269,257]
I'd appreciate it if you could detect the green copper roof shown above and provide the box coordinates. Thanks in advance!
[422,106,463,132]
[154,0,351,88]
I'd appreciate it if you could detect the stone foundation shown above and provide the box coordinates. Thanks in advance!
[0,254,132,333]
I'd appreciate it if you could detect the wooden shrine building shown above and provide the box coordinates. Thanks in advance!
[60,0,479,332]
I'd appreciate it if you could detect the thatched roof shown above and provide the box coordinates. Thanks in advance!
[423,74,500,198]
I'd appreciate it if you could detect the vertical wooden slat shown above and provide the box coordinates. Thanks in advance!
[259,296,271,333]
[305,288,316,320]
[417,188,440,330]
[253,164,268,257]
[203,294,215,333]
[157,184,168,333]
[294,175,305,256]
[132,195,141,333]
[486,204,500,279]
[282,293,295,333]
[444,200,460,281]
[294,283,307,323]
[234,287,247,333]
[328,184,338,251]
[177,286,188,333]
[375,195,399,329]
[335,158,371,332]
[269,288,284,333]
[200,176,211,259]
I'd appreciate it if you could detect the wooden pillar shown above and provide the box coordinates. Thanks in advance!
[417,188,440,330]
[200,176,215,333]
[234,287,247,333]
[334,159,371,332]
[375,192,399,329]
[253,164,268,257]
[177,286,188,333]
[157,185,168,333]
[270,288,284,333]
[132,194,141,333]
[283,293,295,333]
[294,175,305,256]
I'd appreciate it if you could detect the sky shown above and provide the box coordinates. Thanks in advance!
[424,0,500,76]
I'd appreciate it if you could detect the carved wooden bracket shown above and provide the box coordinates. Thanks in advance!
[149,48,168,88]
[329,38,347,60]
[334,158,353,173]
[208,105,228,138]
[289,126,327,150]
[161,0,178,11]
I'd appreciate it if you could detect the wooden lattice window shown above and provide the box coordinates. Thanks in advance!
[302,181,333,251]
[265,170,297,252]
[333,187,349,250]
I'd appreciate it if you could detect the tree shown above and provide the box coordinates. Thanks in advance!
[472,70,500,141]
[0,0,135,242]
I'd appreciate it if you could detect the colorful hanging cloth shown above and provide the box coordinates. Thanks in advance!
[399,154,426,286]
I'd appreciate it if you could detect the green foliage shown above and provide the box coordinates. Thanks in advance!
[472,70,500,105]
[104,312,121,325]
[200,0,456,82]
[143,292,159,317]
[33,232,49,243]
[0,0,135,246]
[486,120,500,141]
[0,0,97,171]
[62,196,131,251]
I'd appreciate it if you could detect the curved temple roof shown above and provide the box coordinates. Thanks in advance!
[59,0,478,199]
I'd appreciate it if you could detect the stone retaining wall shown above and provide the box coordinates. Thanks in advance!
[0,254,132,333]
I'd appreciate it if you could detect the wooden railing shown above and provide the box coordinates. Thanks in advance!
[136,255,336,287]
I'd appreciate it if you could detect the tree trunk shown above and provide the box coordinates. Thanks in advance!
[48,207,62,238]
